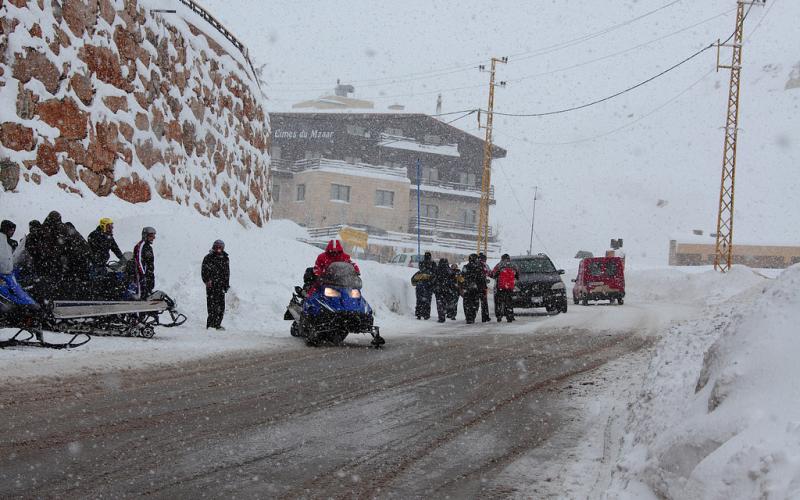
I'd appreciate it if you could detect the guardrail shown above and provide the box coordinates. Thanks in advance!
[175,0,260,88]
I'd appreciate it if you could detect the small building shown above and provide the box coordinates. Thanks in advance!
[668,239,800,268]
[270,108,506,261]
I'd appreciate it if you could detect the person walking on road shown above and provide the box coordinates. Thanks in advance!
[133,227,156,299]
[461,254,486,324]
[448,263,463,320]
[202,239,230,330]
[478,253,491,322]
[491,254,520,322]
[413,252,436,320]
[432,258,455,323]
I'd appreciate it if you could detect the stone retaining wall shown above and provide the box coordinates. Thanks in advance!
[0,0,270,226]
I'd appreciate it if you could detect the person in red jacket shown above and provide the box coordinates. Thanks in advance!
[491,254,520,322]
[307,240,359,296]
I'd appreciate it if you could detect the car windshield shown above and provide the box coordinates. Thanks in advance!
[321,261,362,289]
[514,258,556,274]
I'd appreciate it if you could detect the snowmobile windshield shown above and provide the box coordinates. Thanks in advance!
[321,262,362,289]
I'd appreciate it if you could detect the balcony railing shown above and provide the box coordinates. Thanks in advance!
[411,178,494,199]
[272,158,494,198]
[409,216,496,239]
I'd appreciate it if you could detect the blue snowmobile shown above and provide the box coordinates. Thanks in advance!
[285,262,385,347]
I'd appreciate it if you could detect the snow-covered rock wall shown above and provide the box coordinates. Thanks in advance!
[0,0,270,226]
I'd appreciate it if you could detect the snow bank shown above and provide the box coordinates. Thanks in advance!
[0,189,414,378]
[608,265,800,499]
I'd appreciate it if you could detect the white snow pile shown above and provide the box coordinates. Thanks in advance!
[0,187,414,378]
[609,264,800,499]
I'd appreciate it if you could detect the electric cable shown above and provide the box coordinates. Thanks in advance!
[266,0,685,91]
[493,68,714,146]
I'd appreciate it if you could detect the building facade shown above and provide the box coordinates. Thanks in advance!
[270,112,506,260]
[668,240,800,268]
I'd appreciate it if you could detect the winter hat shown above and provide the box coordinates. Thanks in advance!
[0,220,15,234]
[212,239,225,249]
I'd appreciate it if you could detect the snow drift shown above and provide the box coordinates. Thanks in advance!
[609,265,800,499]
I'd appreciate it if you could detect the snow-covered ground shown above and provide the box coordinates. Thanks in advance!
[0,186,416,379]
[605,264,800,499]
[3,186,799,499]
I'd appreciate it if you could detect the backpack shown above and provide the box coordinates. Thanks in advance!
[498,267,516,291]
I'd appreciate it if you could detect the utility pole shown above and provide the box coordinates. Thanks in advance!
[528,186,538,255]
[713,0,764,272]
[477,56,507,254]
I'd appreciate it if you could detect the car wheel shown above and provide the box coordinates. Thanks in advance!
[573,296,579,305]
[618,297,624,305]
[560,302,568,313]
[582,296,589,306]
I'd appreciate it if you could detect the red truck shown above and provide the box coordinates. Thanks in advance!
[572,257,625,305]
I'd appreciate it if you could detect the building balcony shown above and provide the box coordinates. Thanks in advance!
[410,178,494,202]
[408,216,496,240]
[270,158,409,180]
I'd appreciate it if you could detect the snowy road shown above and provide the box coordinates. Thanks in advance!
[0,325,650,498]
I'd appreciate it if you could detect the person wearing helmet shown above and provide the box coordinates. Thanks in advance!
[201,239,230,330]
[88,218,124,271]
[133,226,156,298]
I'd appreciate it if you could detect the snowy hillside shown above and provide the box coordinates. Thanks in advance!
[203,0,800,264]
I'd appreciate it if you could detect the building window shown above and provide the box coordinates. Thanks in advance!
[346,125,367,137]
[273,183,280,202]
[271,146,282,160]
[330,183,351,202]
[459,208,477,225]
[421,204,439,218]
[296,184,305,202]
[375,190,394,208]
[459,172,477,186]
[422,167,438,182]
[304,151,321,160]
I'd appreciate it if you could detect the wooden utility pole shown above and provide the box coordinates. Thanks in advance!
[713,0,764,272]
[477,57,507,254]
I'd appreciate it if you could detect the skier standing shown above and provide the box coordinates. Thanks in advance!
[201,239,230,330]
[133,227,156,299]
[491,254,519,322]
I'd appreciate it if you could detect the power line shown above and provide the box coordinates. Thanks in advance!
[490,42,714,118]
[266,0,685,91]
[493,68,714,146]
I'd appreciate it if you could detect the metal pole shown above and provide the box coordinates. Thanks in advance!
[416,158,422,259]
[528,186,538,255]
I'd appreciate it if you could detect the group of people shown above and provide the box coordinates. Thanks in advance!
[1,212,158,302]
[413,252,519,324]
[1,213,231,331]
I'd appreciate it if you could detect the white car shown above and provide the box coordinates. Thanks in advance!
[388,253,423,268]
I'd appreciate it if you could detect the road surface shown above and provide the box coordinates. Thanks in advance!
[0,327,648,498]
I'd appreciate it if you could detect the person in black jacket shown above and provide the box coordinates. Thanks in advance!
[201,239,230,330]
[461,253,487,324]
[414,252,436,320]
[133,227,156,298]
[432,258,455,323]
[0,220,17,253]
[88,218,124,270]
